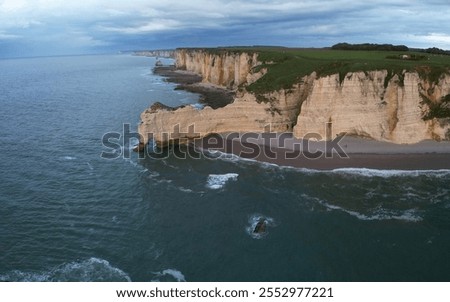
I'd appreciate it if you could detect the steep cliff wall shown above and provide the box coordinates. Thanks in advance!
[138,49,450,147]
[138,83,313,146]
[293,71,450,143]
[175,49,261,89]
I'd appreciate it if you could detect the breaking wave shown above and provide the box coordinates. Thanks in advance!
[152,269,186,282]
[0,258,131,282]
[330,168,450,178]
[205,149,450,178]
[300,194,423,223]
[206,173,239,189]
[320,201,423,222]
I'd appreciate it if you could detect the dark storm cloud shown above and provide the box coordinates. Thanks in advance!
[0,0,449,57]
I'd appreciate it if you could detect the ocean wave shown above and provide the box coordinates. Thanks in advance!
[152,269,185,282]
[62,156,76,160]
[316,199,422,222]
[205,149,450,178]
[206,173,239,189]
[203,149,256,163]
[0,258,131,282]
[330,168,450,178]
[177,186,194,193]
[246,214,276,239]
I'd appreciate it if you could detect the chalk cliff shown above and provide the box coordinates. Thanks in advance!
[138,49,450,147]
[175,49,261,89]
[294,71,450,143]
[134,50,175,58]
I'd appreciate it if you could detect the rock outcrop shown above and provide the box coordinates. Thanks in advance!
[253,219,267,234]
[138,49,450,147]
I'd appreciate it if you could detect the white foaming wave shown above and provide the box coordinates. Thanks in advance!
[62,156,76,160]
[152,269,186,282]
[203,149,256,163]
[0,258,131,282]
[331,168,450,178]
[206,149,450,177]
[206,173,239,189]
[246,214,276,239]
[177,186,194,193]
[318,200,422,222]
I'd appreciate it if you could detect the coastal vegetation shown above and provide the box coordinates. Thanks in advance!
[243,44,450,95]
[421,93,450,120]
[174,44,450,123]
[331,42,409,51]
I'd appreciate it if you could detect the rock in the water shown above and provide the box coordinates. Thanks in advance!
[253,219,267,234]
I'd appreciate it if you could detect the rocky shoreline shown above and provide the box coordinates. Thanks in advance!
[153,65,235,109]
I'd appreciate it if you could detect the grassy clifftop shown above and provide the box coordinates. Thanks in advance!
[210,46,450,94]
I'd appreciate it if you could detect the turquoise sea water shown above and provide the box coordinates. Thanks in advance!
[0,55,449,281]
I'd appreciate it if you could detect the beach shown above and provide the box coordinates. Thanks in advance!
[194,133,450,170]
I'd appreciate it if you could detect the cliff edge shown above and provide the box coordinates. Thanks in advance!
[138,48,450,147]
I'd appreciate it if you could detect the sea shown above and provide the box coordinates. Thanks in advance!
[0,54,449,282]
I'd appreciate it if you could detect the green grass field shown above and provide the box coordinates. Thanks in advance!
[240,48,450,94]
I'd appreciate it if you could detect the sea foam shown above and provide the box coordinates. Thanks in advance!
[206,173,239,189]
[331,168,450,178]
[206,149,450,178]
[318,200,423,222]
[152,269,186,282]
[0,258,131,282]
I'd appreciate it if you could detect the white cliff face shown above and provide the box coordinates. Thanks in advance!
[138,75,314,146]
[139,49,450,146]
[293,71,450,144]
[175,49,260,89]
[139,93,289,146]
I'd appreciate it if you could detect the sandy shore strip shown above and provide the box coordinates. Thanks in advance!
[194,133,450,170]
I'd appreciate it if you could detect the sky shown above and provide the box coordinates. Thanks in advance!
[1,0,450,58]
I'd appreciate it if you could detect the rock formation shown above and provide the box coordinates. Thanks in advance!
[138,49,450,147]
[253,219,267,234]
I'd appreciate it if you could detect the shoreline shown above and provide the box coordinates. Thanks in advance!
[146,63,450,170]
[193,133,450,170]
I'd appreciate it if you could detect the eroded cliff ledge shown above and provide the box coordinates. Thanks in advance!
[139,48,450,147]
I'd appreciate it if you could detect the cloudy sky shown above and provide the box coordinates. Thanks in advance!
[1,0,449,58]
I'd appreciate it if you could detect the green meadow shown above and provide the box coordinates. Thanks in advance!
[243,48,450,94]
